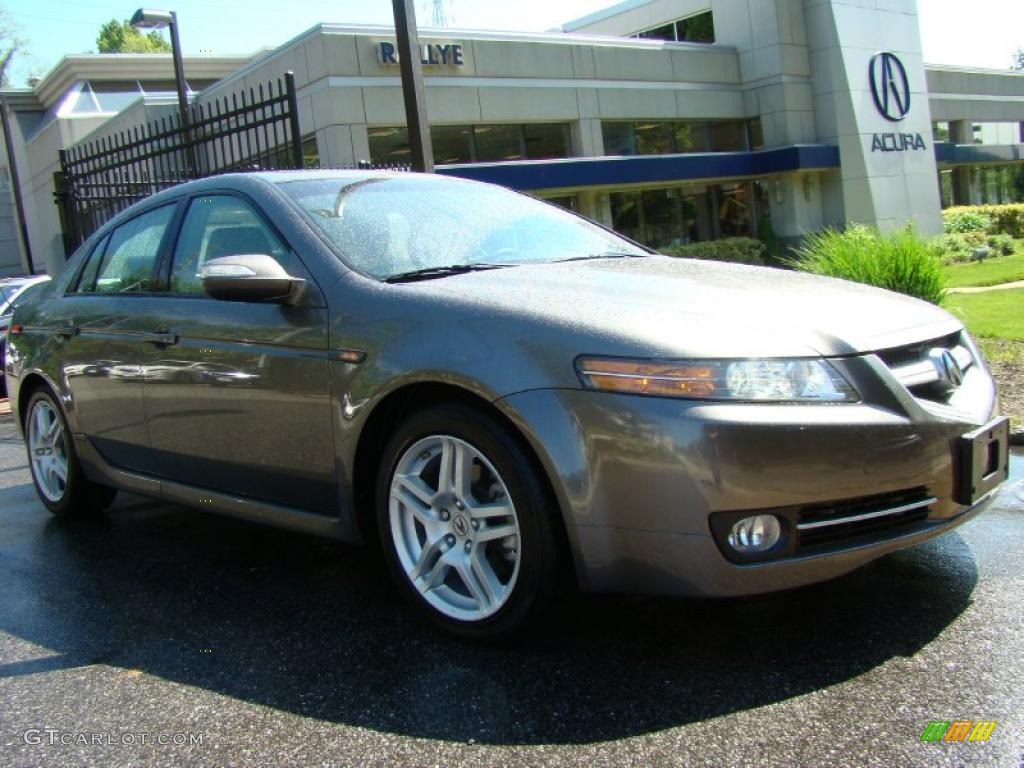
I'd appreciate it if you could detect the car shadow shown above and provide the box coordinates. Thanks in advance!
[0,488,978,746]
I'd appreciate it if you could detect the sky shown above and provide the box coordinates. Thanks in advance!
[4,0,1023,87]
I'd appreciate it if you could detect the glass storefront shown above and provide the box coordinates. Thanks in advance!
[368,123,571,165]
[609,182,756,250]
[978,165,1024,204]
[601,119,753,156]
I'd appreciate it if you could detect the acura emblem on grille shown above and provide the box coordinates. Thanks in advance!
[929,347,964,391]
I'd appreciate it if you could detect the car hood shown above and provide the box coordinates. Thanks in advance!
[416,256,960,358]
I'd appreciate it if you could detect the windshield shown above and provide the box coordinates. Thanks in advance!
[279,176,646,280]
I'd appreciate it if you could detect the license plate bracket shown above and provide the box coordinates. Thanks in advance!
[955,417,1010,505]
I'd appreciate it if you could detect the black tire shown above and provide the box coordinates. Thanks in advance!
[376,402,563,640]
[23,387,117,519]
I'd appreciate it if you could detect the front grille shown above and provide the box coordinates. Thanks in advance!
[875,331,973,402]
[796,487,934,551]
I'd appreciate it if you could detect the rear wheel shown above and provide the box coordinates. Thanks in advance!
[24,388,116,518]
[377,403,562,639]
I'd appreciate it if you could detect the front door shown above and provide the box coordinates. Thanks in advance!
[139,193,336,513]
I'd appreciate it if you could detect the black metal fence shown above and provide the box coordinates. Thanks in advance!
[54,72,304,254]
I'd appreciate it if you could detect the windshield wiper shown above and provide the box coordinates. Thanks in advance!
[384,263,517,284]
[548,251,650,264]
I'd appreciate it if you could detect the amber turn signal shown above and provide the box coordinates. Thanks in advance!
[576,357,717,398]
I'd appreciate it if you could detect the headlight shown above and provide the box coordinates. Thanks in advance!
[575,356,858,402]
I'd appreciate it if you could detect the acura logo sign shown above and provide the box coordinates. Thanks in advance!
[929,347,964,391]
[869,52,911,122]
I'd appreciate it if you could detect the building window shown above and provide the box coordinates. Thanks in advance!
[716,183,751,237]
[938,170,953,208]
[634,11,715,44]
[609,183,753,250]
[301,135,319,168]
[368,123,571,165]
[523,123,571,159]
[601,120,751,156]
[433,125,474,164]
[932,122,950,142]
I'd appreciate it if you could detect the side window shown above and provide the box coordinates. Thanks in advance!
[92,205,175,294]
[170,195,293,296]
[73,234,110,293]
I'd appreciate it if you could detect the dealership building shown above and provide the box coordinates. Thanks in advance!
[1,0,1023,276]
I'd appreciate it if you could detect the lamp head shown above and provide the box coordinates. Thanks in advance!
[130,8,174,30]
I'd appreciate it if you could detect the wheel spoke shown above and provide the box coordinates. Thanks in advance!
[391,475,436,524]
[34,407,48,443]
[409,535,448,586]
[456,552,498,610]
[469,500,515,521]
[438,438,472,496]
[45,415,61,443]
[476,522,518,543]
[51,458,68,483]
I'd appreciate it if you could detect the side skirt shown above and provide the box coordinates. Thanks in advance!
[74,433,352,542]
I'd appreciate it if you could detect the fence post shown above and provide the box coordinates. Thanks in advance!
[53,150,81,257]
[285,72,303,169]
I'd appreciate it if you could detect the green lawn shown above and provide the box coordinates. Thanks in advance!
[943,288,1024,342]
[942,249,1024,288]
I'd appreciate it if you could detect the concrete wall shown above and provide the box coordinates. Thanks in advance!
[197,25,744,168]
[926,66,1024,123]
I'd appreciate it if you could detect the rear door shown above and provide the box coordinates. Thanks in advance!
[138,192,336,513]
[52,202,180,474]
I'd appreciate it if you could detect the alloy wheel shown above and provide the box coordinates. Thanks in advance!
[388,434,521,621]
[28,399,69,503]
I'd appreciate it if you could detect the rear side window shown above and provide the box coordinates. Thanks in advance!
[85,205,175,293]
[169,195,292,295]
[73,235,110,293]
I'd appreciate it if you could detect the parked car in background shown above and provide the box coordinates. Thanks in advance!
[4,171,1010,639]
[1,275,50,396]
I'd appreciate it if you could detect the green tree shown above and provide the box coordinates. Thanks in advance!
[96,19,171,53]
[0,5,26,88]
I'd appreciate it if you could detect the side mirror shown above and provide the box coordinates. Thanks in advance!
[199,254,304,304]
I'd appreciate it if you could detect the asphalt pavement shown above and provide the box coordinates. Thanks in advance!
[0,409,1022,767]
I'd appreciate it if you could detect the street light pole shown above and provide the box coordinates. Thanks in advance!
[392,0,434,173]
[130,8,194,175]
[166,12,190,139]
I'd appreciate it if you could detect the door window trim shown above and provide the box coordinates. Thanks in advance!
[68,200,184,296]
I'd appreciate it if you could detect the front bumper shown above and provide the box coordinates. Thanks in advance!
[498,355,1004,597]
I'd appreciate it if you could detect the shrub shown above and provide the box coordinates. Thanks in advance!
[660,237,767,266]
[789,225,946,304]
[987,233,1016,256]
[943,204,1024,237]
[943,209,990,234]
[932,231,988,264]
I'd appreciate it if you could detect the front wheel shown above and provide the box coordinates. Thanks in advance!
[24,388,117,518]
[377,403,562,639]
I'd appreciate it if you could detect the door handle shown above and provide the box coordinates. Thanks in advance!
[141,332,178,346]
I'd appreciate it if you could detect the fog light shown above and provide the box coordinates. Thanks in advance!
[727,515,782,553]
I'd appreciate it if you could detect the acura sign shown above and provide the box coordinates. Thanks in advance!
[869,52,910,122]
[868,51,926,153]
